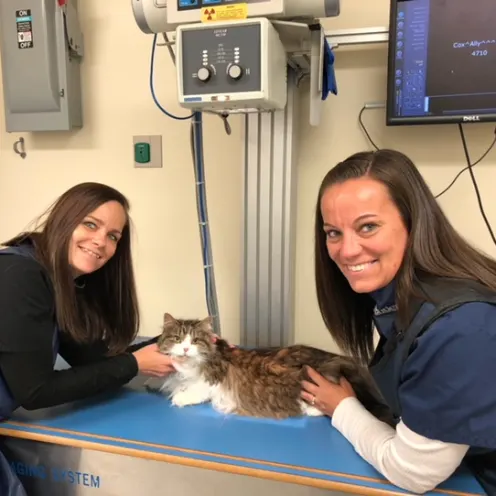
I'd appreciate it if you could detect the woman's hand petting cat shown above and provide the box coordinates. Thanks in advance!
[132,343,176,377]
[300,366,356,417]
[211,334,236,348]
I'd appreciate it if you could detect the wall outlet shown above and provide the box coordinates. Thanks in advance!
[132,135,162,168]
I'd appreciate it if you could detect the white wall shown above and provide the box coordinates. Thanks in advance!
[1,1,495,352]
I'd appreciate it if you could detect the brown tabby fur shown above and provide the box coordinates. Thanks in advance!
[155,314,395,425]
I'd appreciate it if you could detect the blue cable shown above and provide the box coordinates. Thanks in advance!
[149,34,194,121]
[192,112,220,334]
[147,34,221,334]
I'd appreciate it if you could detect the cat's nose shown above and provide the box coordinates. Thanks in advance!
[183,347,189,353]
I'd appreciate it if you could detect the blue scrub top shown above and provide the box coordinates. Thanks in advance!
[370,281,496,449]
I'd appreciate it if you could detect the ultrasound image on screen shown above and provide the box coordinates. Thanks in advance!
[388,0,496,123]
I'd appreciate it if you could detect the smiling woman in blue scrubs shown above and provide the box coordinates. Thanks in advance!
[301,149,496,495]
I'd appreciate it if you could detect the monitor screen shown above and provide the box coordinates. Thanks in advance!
[386,0,496,125]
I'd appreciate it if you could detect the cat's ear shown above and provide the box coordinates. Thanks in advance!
[199,316,214,332]
[163,313,177,327]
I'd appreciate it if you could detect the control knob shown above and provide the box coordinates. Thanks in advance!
[197,66,212,82]
[227,63,243,80]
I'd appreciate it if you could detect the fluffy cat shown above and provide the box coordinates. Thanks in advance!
[146,313,394,425]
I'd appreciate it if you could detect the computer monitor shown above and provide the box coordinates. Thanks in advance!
[386,0,496,126]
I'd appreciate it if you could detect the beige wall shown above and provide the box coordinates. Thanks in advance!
[1,1,495,353]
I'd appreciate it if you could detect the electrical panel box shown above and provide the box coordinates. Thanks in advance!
[0,0,84,132]
[176,18,287,112]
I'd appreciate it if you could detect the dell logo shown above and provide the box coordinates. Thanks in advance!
[463,115,480,122]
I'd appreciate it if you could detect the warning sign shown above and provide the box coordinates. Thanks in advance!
[203,8,216,21]
[201,3,248,23]
[16,9,34,49]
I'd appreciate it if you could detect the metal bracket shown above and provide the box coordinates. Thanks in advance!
[326,26,389,48]
[270,23,389,126]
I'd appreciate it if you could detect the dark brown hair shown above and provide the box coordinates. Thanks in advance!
[315,149,496,363]
[3,182,140,354]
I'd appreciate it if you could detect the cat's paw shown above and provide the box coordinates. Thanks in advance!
[171,389,208,407]
[305,406,325,417]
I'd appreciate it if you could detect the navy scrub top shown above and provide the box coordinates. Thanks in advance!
[369,280,496,449]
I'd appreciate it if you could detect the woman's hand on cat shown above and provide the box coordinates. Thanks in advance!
[300,366,356,416]
[132,344,176,377]
[211,334,236,348]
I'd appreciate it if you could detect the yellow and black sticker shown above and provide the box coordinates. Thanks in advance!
[201,3,248,23]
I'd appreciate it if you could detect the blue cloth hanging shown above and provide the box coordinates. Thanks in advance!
[322,38,337,100]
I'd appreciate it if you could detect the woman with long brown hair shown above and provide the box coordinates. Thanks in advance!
[301,149,495,494]
[0,182,174,494]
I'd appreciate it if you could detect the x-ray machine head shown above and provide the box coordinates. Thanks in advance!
[132,0,340,116]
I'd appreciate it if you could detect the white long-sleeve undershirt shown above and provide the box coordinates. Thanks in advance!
[331,397,470,494]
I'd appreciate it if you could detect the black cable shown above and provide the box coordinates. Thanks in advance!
[435,128,496,198]
[358,106,496,199]
[358,106,380,151]
[456,123,496,246]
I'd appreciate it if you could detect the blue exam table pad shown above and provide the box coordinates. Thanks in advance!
[0,376,484,495]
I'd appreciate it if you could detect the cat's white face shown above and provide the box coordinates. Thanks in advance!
[168,334,203,362]
[157,315,215,364]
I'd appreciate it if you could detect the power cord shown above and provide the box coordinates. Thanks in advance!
[457,123,496,246]
[358,105,496,198]
[149,33,194,121]
[435,126,496,198]
[147,33,222,334]
[154,33,232,135]
[190,112,221,334]
[358,105,381,150]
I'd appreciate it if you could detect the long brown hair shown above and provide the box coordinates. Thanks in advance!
[3,182,140,355]
[315,149,496,363]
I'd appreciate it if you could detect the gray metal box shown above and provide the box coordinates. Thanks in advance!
[176,18,287,112]
[0,0,84,132]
